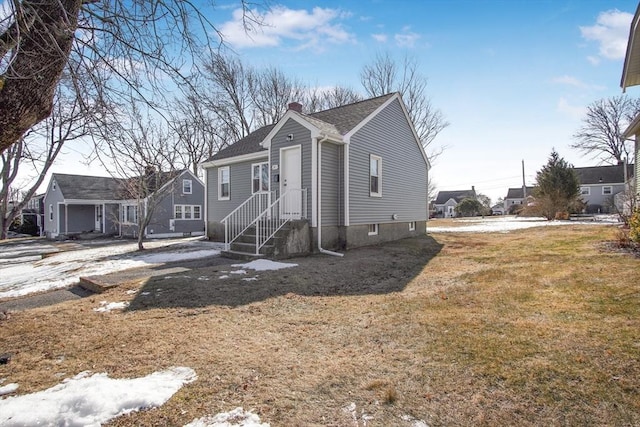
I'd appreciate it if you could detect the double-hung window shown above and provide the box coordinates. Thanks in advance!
[218,167,230,200]
[123,205,138,224]
[602,186,612,195]
[252,162,269,193]
[175,205,202,220]
[580,187,590,196]
[49,204,53,221]
[182,179,192,194]
[370,154,382,197]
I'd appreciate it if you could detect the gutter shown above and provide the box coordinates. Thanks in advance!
[317,136,344,257]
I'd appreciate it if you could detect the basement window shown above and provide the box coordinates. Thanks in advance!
[368,224,379,236]
[409,221,416,231]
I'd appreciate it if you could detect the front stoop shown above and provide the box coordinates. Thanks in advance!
[222,220,311,259]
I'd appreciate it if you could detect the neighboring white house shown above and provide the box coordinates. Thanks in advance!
[433,187,476,218]
[503,186,535,214]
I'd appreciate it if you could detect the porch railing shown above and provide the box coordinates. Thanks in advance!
[221,189,307,254]
[221,191,274,251]
[254,188,307,254]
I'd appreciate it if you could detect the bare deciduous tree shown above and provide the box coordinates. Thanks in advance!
[0,1,261,154]
[0,79,89,240]
[304,86,363,113]
[97,101,181,250]
[360,52,449,162]
[249,66,306,127]
[571,95,640,165]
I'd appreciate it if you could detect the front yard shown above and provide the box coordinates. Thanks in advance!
[1,223,639,425]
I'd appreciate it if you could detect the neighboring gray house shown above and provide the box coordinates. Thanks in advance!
[201,93,429,256]
[504,186,535,214]
[574,165,634,214]
[43,170,204,239]
[620,4,640,204]
[433,188,476,218]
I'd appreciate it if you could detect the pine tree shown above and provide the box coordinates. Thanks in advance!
[533,150,581,220]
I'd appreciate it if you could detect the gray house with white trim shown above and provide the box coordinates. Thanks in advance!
[433,188,476,218]
[43,170,204,239]
[201,93,429,256]
[574,165,634,214]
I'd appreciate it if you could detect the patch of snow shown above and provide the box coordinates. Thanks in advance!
[242,277,259,282]
[0,367,196,427]
[428,216,617,233]
[126,289,137,295]
[230,270,247,275]
[0,239,222,299]
[401,414,429,427]
[94,301,129,313]
[219,275,230,279]
[184,407,270,427]
[231,259,297,271]
[0,383,18,396]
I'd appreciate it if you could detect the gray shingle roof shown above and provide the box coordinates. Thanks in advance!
[53,173,126,200]
[434,189,476,204]
[206,93,397,162]
[505,186,535,199]
[573,164,635,185]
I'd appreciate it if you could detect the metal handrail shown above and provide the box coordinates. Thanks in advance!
[222,188,307,254]
[221,191,273,251]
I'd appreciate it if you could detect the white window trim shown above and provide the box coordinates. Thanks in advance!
[122,204,138,224]
[370,154,382,197]
[182,179,193,194]
[409,221,416,231]
[580,187,590,196]
[174,204,202,220]
[251,161,270,194]
[218,166,230,201]
[368,223,379,236]
[602,186,612,195]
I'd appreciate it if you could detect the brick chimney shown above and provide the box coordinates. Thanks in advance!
[288,102,303,113]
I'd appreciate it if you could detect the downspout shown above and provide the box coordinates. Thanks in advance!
[317,136,344,257]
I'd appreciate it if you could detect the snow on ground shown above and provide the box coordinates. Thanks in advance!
[0,367,196,427]
[0,383,18,396]
[184,407,270,427]
[427,215,619,233]
[93,301,130,313]
[0,238,224,299]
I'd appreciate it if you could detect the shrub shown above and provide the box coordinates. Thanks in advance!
[630,209,640,243]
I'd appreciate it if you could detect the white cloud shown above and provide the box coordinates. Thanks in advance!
[372,33,388,43]
[587,55,601,65]
[218,6,355,51]
[557,97,587,120]
[580,9,633,61]
[551,75,604,90]
[394,26,421,48]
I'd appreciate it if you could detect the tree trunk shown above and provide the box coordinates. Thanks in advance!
[0,0,82,154]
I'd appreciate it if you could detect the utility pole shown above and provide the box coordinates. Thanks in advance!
[522,159,527,198]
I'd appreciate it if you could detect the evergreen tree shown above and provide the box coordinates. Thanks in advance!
[533,150,581,220]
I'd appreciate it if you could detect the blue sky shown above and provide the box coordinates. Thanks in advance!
[43,0,639,204]
[211,0,638,202]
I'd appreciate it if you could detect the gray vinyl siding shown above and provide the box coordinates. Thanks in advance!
[320,142,343,226]
[271,119,313,217]
[207,159,258,221]
[348,98,428,225]
[636,137,640,199]
[146,173,205,235]
[580,183,627,212]
[43,178,64,236]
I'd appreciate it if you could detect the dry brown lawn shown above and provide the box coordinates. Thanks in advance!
[1,224,639,426]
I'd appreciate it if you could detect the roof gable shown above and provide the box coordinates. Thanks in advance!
[505,187,535,199]
[573,164,634,185]
[52,173,125,200]
[434,189,475,205]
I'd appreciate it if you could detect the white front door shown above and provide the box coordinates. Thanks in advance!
[280,145,302,219]
[95,205,103,231]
